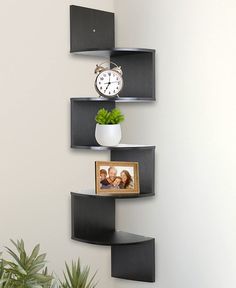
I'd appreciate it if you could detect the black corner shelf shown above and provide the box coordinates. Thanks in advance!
[71,144,155,197]
[70,5,155,102]
[71,191,154,200]
[69,5,156,283]
[71,143,155,150]
[72,230,153,246]
[71,48,155,101]
[71,47,155,56]
[71,193,155,282]
[71,192,154,245]
[70,97,154,103]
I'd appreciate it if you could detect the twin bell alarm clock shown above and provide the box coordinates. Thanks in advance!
[94,61,123,98]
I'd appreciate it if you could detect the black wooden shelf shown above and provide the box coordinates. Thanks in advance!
[71,192,155,282]
[72,230,153,246]
[70,5,156,283]
[71,48,155,101]
[71,191,154,200]
[71,144,155,151]
[70,5,155,100]
[71,97,154,103]
[71,146,155,197]
[71,47,155,57]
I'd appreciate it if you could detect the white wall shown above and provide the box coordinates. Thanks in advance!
[114,0,236,288]
[0,1,114,287]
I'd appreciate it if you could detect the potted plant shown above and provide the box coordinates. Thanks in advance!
[95,108,125,146]
[0,239,54,288]
[0,239,97,288]
[60,260,97,288]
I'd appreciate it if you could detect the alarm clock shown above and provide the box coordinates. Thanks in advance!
[94,61,123,98]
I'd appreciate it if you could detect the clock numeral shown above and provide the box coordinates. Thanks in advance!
[100,77,104,81]
[108,72,111,76]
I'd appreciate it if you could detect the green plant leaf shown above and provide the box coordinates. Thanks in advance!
[60,259,97,288]
[95,107,124,125]
[3,239,55,288]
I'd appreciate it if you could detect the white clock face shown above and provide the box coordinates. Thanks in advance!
[95,70,123,97]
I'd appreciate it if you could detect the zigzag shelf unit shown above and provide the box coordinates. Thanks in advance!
[70,5,156,283]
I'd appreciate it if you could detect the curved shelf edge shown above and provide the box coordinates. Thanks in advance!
[71,97,155,103]
[70,47,155,57]
[71,191,155,199]
[72,231,154,246]
[71,144,156,151]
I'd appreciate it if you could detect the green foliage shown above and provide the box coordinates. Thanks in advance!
[0,239,53,288]
[60,260,97,288]
[95,108,125,125]
[0,240,97,288]
[0,255,10,288]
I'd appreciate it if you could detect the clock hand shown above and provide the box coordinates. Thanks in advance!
[104,81,111,92]
[104,83,110,91]
[104,81,119,84]
[104,75,111,92]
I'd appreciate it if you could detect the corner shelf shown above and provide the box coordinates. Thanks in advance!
[72,229,153,246]
[71,143,155,198]
[71,47,155,56]
[71,143,155,150]
[71,192,154,246]
[71,192,155,282]
[70,6,155,103]
[71,48,155,101]
[70,97,154,103]
[70,5,156,283]
[71,191,154,200]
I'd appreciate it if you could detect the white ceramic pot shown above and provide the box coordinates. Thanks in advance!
[95,124,121,146]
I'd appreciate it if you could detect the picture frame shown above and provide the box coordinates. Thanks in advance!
[95,161,140,195]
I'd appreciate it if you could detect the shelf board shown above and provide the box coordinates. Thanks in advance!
[71,191,155,199]
[70,47,155,57]
[71,97,155,103]
[71,144,155,151]
[72,230,153,246]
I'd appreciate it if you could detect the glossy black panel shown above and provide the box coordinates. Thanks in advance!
[70,5,114,52]
[71,99,115,147]
[71,193,115,239]
[111,239,155,282]
[111,147,155,196]
[111,51,155,100]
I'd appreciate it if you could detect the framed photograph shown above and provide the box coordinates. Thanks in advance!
[95,161,140,195]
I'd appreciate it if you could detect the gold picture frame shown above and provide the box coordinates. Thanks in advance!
[95,161,140,195]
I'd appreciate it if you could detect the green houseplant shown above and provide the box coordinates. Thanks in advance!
[0,239,54,288]
[0,240,97,288]
[60,260,97,288]
[95,108,125,146]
